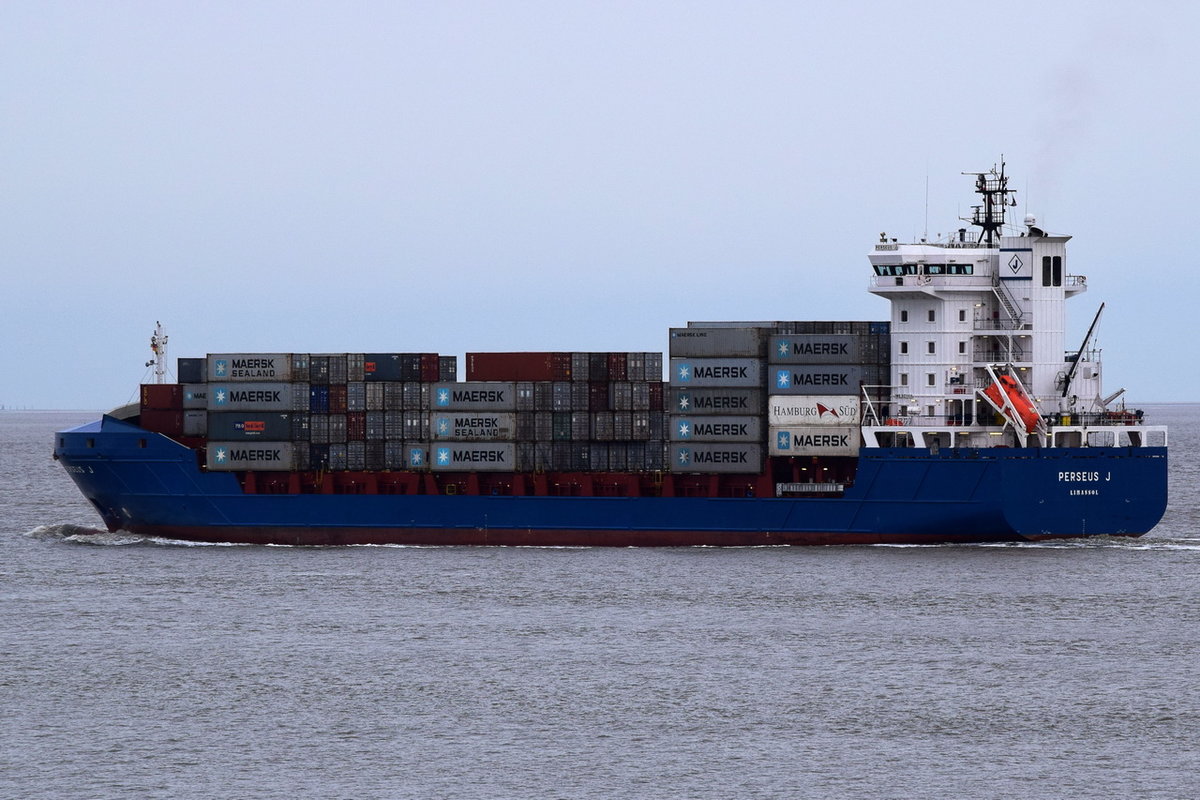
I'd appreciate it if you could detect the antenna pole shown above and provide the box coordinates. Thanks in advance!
[147,321,169,384]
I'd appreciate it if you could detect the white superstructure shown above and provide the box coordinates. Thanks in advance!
[862,164,1163,450]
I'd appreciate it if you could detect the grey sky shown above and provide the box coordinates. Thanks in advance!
[3,1,1197,409]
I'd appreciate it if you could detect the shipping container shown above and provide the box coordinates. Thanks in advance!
[609,382,632,411]
[327,354,348,384]
[669,327,769,357]
[429,412,517,440]
[384,411,405,440]
[431,443,518,472]
[207,354,292,383]
[770,365,866,395]
[309,355,330,385]
[290,353,310,383]
[140,409,184,436]
[402,382,429,411]
[206,441,296,471]
[768,395,862,426]
[310,414,330,445]
[439,355,458,383]
[141,383,182,411]
[768,334,865,365]
[309,385,330,414]
[432,382,518,411]
[348,353,365,382]
[365,411,386,441]
[768,425,861,456]
[365,382,385,411]
[669,443,764,473]
[516,412,536,441]
[365,441,385,470]
[208,382,306,412]
[552,381,573,412]
[181,384,209,409]
[571,352,590,382]
[669,358,763,388]
[290,412,311,441]
[347,411,366,441]
[347,441,366,471]
[363,354,403,381]
[347,382,366,412]
[207,411,293,441]
[670,387,764,415]
[466,352,571,382]
[182,410,207,437]
[177,358,206,384]
[669,415,763,442]
[329,443,348,471]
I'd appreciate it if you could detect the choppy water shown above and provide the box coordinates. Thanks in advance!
[3,407,1198,799]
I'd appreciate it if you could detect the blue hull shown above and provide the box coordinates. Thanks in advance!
[53,417,1168,546]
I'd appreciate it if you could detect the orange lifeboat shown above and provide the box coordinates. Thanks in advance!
[983,374,1041,434]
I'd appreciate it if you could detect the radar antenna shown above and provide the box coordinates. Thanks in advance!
[962,159,1018,246]
[146,321,169,384]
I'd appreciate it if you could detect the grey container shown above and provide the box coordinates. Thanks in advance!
[347,353,365,382]
[347,441,366,471]
[669,443,764,474]
[768,425,860,457]
[183,410,207,437]
[365,411,386,441]
[431,442,518,472]
[552,382,572,412]
[592,412,615,441]
[516,382,536,412]
[430,412,517,441]
[670,388,764,415]
[329,443,348,471]
[384,411,405,440]
[384,382,405,411]
[439,355,457,382]
[182,384,210,409]
[347,382,366,411]
[769,334,863,365]
[432,382,518,411]
[669,327,768,357]
[207,382,307,412]
[770,365,866,395]
[668,358,763,388]
[610,382,632,411]
[571,353,590,382]
[290,412,311,441]
[669,415,763,443]
[207,353,292,383]
[310,414,330,445]
[366,382,385,411]
[403,382,429,411]
[768,395,861,426]
[290,353,310,383]
[206,441,296,471]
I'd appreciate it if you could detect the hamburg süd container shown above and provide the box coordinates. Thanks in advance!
[767,395,861,426]
[206,411,294,441]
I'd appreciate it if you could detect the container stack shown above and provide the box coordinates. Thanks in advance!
[668,322,891,472]
[667,327,769,473]
[147,352,460,472]
[460,352,668,472]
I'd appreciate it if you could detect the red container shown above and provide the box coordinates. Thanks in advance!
[420,353,440,383]
[346,411,366,441]
[140,383,183,411]
[329,385,348,414]
[648,382,664,411]
[466,352,572,382]
[140,408,184,435]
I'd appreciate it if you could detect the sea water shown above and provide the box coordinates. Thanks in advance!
[3,407,1198,799]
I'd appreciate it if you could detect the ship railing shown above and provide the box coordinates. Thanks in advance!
[870,274,995,290]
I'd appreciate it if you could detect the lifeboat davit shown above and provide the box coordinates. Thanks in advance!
[983,374,1041,434]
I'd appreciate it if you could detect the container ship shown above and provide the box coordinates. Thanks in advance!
[53,165,1168,545]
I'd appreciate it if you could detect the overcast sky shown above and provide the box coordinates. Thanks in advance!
[3,1,1197,409]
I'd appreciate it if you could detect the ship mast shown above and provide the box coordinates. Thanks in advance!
[146,321,169,384]
[963,160,1017,245]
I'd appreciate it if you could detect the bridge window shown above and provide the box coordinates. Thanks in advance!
[1042,255,1063,287]
[899,341,909,354]
[928,309,936,322]
[927,341,936,354]
[900,310,909,323]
